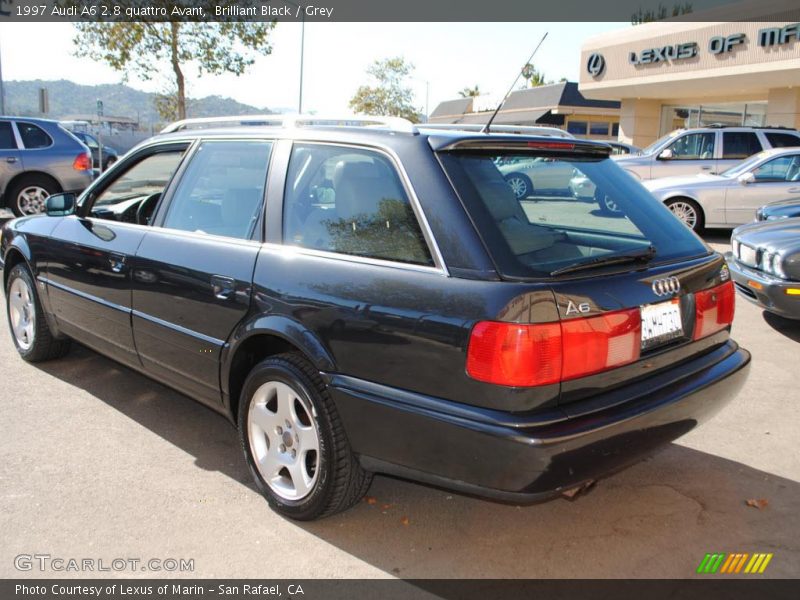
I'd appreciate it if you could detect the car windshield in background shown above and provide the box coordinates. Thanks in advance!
[439,151,709,279]
[640,132,679,155]
[719,152,768,178]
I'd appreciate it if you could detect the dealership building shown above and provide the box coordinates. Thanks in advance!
[579,0,800,147]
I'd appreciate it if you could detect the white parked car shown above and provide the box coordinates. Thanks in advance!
[642,148,800,231]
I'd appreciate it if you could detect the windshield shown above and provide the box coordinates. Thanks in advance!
[641,131,680,155]
[719,152,769,178]
[438,151,709,279]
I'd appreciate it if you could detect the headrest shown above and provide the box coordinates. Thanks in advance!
[333,160,404,220]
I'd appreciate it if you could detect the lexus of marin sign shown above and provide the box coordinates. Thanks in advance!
[627,22,799,66]
[587,22,800,76]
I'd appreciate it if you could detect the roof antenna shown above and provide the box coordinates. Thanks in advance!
[482,32,549,134]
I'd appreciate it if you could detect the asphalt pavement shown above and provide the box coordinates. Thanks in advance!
[0,230,798,579]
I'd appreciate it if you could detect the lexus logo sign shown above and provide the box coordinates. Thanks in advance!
[652,276,681,297]
[587,53,605,77]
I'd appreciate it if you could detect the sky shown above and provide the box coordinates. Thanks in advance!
[0,22,627,115]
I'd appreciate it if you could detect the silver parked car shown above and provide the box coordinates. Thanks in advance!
[0,117,94,216]
[643,148,800,232]
[613,126,800,181]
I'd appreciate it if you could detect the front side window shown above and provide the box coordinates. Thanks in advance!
[753,155,800,182]
[438,151,708,279]
[89,150,186,222]
[722,132,762,159]
[17,122,52,149]
[162,140,272,240]
[668,132,715,160]
[283,144,433,266]
[0,122,16,150]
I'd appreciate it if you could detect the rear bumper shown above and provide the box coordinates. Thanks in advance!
[327,341,750,501]
[726,253,800,320]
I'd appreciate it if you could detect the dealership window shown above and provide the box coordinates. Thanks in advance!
[612,123,620,137]
[722,132,763,159]
[766,132,800,148]
[667,132,715,160]
[567,121,588,136]
[589,122,610,136]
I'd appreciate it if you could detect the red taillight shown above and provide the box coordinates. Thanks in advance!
[466,308,641,387]
[73,152,91,171]
[694,280,735,340]
[466,321,562,387]
[561,309,641,380]
[527,141,575,150]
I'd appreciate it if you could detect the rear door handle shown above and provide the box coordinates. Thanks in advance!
[211,275,236,300]
[6,157,17,164]
[700,165,713,170]
[788,187,800,194]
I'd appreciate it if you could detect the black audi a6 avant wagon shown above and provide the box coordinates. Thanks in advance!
[1,116,750,520]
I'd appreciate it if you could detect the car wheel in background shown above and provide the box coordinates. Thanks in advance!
[5,264,71,361]
[104,156,117,170]
[665,197,704,233]
[596,190,623,217]
[239,353,372,520]
[7,175,60,216]
[504,173,533,200]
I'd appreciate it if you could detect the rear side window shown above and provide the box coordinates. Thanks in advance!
[438,151,708,279]
[668,132,715,160]
[722,132,762,159]
[0,122,16,149]
[765,132,800,148]
[283,143,433,266]
[17,122,52,149]
[163,140,272,240]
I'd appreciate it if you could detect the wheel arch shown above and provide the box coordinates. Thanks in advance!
[4,171,63,206]
[221,315,337,424]
[2,243,33,291]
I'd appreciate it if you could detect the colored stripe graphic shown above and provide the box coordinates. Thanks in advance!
[698,552,773,574]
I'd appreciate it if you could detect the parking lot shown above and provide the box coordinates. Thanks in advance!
[0,229,798,580]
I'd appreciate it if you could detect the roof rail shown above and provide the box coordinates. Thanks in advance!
[160,114,418,134]
[419,123,575,138]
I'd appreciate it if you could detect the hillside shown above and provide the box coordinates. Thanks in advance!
[3,79,274,127]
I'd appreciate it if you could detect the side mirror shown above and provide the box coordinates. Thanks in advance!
[738,172,755,185]
[45,193,76,217]
[657,148,674,160]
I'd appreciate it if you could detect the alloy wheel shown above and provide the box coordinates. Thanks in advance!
[8,277,35,350]
[668,201,698,229]
[16,186,50,215]
[247,380,320,501]
[506,176,528,199]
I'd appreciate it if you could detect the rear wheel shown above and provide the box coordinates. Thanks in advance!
[504,173,533,199]
[239,353,372,520]
[665,197,704,233]
[7,175,60,217]
[5,264,71,361]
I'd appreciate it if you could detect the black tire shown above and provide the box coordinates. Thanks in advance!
[238,353,372,520]
[7,174,61,217]
[5,263,71,362]
[504,172,533,200]
[665,197,705,233]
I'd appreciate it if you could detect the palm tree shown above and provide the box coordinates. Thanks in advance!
[458,85,482,98]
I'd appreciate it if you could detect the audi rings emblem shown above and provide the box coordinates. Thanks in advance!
[652,276,681,297]
[587,53,606,77]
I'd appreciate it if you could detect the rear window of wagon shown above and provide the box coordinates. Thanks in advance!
[438,151,709,279]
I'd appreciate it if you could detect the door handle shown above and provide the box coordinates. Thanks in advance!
[211,275,236,300]
[700,165,712,170]
[108,253,126,273]
[788,187,800,194]
[6,157,17,164]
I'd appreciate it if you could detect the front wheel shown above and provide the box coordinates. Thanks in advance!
[665,198,704,233]
[596,190,623,217]
[238,353,372,520]
[5,264,71,361]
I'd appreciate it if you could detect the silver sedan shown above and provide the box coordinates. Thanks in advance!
[642,148,800,232]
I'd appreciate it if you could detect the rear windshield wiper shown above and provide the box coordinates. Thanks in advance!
[550,245,656,276]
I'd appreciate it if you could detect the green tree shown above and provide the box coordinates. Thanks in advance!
[521,63,547,87]
[349,57,420,122]
[458,85,483,98]
[72,4,274,121]
[632,2,692,24]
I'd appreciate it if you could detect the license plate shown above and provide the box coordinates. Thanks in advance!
[640,299,683,350]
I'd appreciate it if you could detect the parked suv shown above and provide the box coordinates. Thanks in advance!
[615,125,800,180]
[1,116,750,520]
[0,117,94,216]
